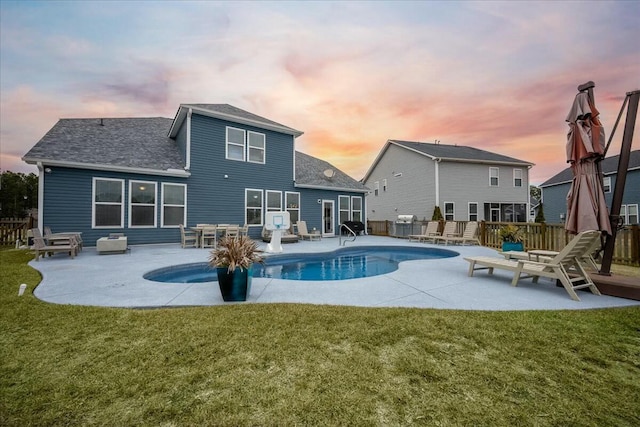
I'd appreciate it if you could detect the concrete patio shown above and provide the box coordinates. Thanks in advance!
[29,235,640,311]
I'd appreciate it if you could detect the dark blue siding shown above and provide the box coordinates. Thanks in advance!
[175,121,187,161]
[541,169,640,225]
[42,167,188,245]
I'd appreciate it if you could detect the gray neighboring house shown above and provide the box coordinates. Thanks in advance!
[540,150,640,225]
[362,140,534,222]
[22,104,367,245]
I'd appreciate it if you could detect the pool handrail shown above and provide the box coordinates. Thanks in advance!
[339,223,357,246]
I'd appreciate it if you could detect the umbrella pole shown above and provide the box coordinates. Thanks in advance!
[599,89,640,275]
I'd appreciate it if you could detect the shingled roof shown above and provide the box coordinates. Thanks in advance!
[295,151,367,192]
[22,117,187,176]
[169,104,304,138]
[540,150,640,187]
[391,140,533,164]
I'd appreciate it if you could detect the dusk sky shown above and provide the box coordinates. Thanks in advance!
[1,1,638,185]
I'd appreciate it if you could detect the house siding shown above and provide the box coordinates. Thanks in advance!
[542,169,640,225]
[42,166,188,245]
[364,144,436,221]
[439,162,529,220]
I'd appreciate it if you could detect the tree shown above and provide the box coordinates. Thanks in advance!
[535,203,546,223]
[530,185,541,200]
[0,171,38,218]
[431,206,443,221]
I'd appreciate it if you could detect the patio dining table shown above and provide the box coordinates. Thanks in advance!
[189,224,241,248]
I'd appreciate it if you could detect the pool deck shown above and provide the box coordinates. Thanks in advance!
[30,236,640,311]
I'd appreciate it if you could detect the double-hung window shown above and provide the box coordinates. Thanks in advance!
[248,131,265,163]
[490,167,499,186]
[266,190,282,213]
[351,196,362,222]
[245,189,263,226]
[226,127,266,163]
[621,204,639,225]
[226,127,246,161]
[444,202,455,221]
[468,202,478,221]
[129,181,157,227]
[513,169,523,187]
[93,178,124,228]
[161,183,186,227]
[383,179,387,192]
[374,181,379,196]
[339,195,350,224]
[603,176,611,193]
[285,192,300,225]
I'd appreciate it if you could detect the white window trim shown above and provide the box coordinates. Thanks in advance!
[161,183,187,228]
[444,202,455,221]
[374,181,379,196]
[603,176,612,193]
[468,202,478,221]
[92,177,124,229]
[622,204,639,225]
[247,131,266,164]
[266,190,282,212]
[226,126,246,161]
[245,188,264,227]
[489,167,499,187]
[383,179,387,192]
[128,180,157,228]
[351,196,363,221]
[285,191,300,224]
[513,169,523,187]
[339,195,350,223]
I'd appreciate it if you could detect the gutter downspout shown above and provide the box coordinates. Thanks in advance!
[37,162,44,232]
[185,108,192,170]
[434,158,441,207]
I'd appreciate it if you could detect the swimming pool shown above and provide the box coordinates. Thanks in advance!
[144,246,459,283]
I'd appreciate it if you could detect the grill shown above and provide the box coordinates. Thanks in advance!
[395,215,417,237]
[341,221,365,235]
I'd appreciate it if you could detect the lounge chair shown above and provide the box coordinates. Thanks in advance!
[31,228,78,261]
[464,230,602,301]
[261,226,299,243]
[433,221,479,245]
[500,235,601,271]
[43,226,83,251]
[297,221,321,241]
[179,224,198,248]
[408,221,440,242]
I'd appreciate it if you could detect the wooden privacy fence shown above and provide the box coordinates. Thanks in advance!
[366,220,640,266]
[0,217,34,246]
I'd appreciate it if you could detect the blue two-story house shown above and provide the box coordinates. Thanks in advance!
[22,104,368,245]
[540,150,640,225]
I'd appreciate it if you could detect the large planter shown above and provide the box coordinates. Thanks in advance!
[217,265,253,302]
[502,242,524,252]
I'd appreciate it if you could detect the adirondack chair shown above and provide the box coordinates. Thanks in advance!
[297,221,321,241]
[408,221,440,242]
[464,230,601,301]
[433,221,479,245]
[31,228,78,261]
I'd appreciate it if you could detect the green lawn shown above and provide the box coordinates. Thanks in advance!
[1,248,639,426]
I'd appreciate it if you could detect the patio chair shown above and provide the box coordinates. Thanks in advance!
[240,224,250,237]
[31,228,78,261]
[408,221,440,242]
[179,224,198,248]
[433,221,479,245]
[464,230,602,301]
[297,221,321,241]
[43,226,84,251]
[201,226,218,248]
[223,225,240,239]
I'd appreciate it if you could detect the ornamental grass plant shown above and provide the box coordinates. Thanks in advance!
[1,248,639,426]
[208,235,263,272]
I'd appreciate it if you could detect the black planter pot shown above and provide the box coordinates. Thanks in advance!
[217,266,253,302]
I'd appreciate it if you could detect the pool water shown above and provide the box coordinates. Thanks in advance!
[144,246,459,283]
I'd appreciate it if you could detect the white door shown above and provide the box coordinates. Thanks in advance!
[322,200,335,236]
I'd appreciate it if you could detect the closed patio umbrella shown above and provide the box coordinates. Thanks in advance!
[565,84,612,236]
